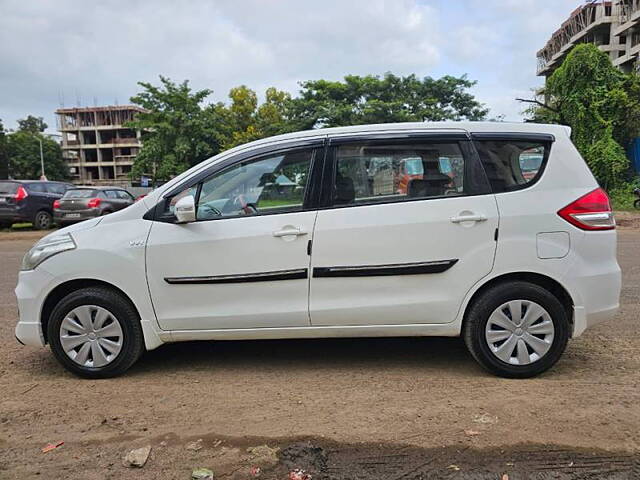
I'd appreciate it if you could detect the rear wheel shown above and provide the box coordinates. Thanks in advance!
[33,210,53,230]
[463,281,569,378]
[47,287,145,378]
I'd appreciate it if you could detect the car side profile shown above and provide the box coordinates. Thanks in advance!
[14,122,621,378]
[54,186,135,225]
[0,180,73,229]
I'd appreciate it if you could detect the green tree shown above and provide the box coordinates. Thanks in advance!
[17,115,48,134]
[127,76,225,182]
[220,86,295,149]
[523,44,640,189]
[6,130,69,180]
[289,73,488,129]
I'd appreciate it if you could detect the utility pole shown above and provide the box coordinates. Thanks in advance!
[36,136,45,180]
[34,133,61,181]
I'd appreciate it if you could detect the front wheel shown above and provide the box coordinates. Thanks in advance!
[47,287,145,378]
[463,281,569,378]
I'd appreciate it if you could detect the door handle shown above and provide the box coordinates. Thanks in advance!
[450,213,487,223]
[273,227,308,237]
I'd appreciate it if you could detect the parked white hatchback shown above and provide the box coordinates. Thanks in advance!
[15,122,621,378]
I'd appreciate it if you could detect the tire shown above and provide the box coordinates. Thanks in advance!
[47,287,145,378]
[33,210,53,230]
[634,198,640,209]
[463,281,569,378]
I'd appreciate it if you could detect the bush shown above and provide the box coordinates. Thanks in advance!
[609,178,640,210]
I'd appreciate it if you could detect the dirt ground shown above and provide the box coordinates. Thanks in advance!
[0,220,639,479]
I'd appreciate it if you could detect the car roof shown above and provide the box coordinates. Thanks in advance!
[2,180,69,184]
[218,121,571,150]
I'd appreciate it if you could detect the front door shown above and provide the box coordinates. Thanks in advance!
[146,147,320,331]
[309,135,499,326]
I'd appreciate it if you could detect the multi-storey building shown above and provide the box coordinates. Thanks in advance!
[612,0,640,71]
[55,105,145,185]
[537,1,640,79]
[537,1,623,78]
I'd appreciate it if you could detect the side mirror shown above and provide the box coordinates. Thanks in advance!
[174,195,196,224]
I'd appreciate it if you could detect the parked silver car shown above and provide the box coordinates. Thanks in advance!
[54,186,135,225]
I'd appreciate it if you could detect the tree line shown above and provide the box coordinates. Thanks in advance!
[0,116,69,181]
[126,73,488,182]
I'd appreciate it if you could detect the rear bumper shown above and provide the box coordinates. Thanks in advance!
[54,209,100,224]
[565,232,621,338]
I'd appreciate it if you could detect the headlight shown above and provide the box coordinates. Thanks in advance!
[21,233,76,271]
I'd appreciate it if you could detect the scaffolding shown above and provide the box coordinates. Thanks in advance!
[537,1,613,74]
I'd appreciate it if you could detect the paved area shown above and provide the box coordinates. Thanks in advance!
[0,227,638,479]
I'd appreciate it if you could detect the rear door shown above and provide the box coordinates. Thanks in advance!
[309,133,499,326]
[26,182,50,216]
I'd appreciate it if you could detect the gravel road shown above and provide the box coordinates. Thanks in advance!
[0,227,638,479]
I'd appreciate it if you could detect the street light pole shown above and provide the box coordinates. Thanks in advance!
[36,136,45,180]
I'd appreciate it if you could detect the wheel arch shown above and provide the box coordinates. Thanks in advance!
[40,278,141,344]
[461,272,574,332]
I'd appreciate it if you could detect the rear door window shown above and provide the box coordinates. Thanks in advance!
[473,138,550,193]
[117,190,134,200]
[46,183,67,195]
[105,190,119,199]
[329,140,489,206]
[28,183,46,193]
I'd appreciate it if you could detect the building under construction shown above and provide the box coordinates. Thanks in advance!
[55,105,146,186]
[537,1,640,79]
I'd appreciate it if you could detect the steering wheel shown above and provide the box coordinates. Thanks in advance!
[233,194,258,215]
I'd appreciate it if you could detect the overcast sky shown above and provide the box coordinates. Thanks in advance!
[0,0,580,133]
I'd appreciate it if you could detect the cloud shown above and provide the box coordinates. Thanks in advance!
[0,0,581,130]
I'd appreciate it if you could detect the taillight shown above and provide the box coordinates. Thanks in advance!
[14,186,28,202]
[53,200,60,209]
[87,198,101,208]
[557,187,615,231]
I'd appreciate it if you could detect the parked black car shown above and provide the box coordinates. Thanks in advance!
[54,186,135,225]
[0,180,74,230]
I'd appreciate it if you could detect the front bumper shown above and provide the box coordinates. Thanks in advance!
[14,268,55,347]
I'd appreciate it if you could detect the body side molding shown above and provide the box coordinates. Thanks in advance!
[313,259,458,278]
[165,268,308,285]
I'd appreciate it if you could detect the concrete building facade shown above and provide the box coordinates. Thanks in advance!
[536,0,640,79]
[537,1,624,78]
[55,105,145,186]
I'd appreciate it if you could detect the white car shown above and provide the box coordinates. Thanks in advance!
[15,122,621,378]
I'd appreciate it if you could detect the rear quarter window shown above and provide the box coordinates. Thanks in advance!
[473,138,551,193]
